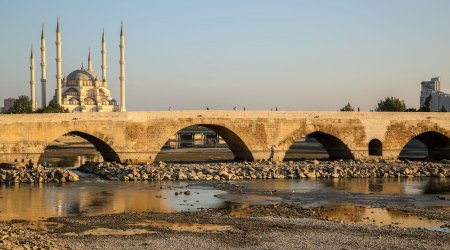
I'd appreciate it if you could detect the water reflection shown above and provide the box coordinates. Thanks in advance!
[0,180,225,221]
[40,152,103,168]
[317,203,449,233]
[235,178,450,196]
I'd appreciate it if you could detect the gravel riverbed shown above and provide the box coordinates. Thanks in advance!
[0,165,79,183]
[1,203,448,250]
[78,159,450,181]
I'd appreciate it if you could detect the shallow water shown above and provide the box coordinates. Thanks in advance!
[0,178,226,221]
[6,144,450,233]
[232,178,450,196]
[316,203,449,233]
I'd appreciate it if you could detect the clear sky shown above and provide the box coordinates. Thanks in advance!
[1,0,450,111]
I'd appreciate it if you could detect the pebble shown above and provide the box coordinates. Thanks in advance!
[77,160,450,181]
[0,165,80,183]
[0,224,59,249]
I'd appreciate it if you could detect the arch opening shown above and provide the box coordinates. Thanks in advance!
[368,139,382,156]
[399,131,450,160]
[283,131,353,161]
[155,125,253,162]
[39,131,120,168]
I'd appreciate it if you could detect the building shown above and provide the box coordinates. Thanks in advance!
[420,77,450,111]
[0,98,16,113]
[164,125,227,149]
[30,19,126,112]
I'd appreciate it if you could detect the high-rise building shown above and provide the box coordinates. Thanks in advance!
[1,98,16,113]
[420,77,450,111]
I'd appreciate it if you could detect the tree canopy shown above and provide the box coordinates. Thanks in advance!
[375,97,406,112]
[340,103,354,111]
[38,103,69,113]
[10,95,32,114]
[418,95,431,112]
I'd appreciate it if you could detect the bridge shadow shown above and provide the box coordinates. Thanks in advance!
[399,131,450,160]
[39,131,120,167]
[154,125,253,162]
[284,131,353,161]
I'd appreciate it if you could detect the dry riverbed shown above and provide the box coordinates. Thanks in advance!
[0,202,448,250]
[1,159,449,249]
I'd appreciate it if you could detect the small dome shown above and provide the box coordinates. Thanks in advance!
[67,69,98,81]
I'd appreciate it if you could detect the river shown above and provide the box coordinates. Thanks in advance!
[1,141,448,234]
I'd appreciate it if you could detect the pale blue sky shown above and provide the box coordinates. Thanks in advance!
[1,0,450,111]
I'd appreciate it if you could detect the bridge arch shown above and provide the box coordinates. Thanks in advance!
[398,131,450,160]
[41,130,120,163]
[368,139,382,156]
[155,124,254,162]
[283,130,354,160]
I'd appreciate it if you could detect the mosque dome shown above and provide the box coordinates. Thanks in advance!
[66,69,98,81]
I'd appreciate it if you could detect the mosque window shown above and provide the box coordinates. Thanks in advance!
[84,97,96,105]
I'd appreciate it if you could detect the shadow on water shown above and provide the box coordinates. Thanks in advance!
[423,178,450,195]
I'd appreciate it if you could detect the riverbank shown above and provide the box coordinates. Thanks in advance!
[0,165,79,183]
[1,202,448,250]
[78,160,450,181]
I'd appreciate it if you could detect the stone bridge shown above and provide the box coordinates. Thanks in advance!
[0,111,450,164]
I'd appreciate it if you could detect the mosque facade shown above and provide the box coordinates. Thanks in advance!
[29,19,126,112]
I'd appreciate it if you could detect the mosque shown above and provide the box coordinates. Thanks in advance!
[29,18,126,112]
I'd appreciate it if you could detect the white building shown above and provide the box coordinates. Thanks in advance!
[30,19,126,113]
[420,77,450,111]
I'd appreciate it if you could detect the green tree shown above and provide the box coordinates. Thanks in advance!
[375,97,406,112]
[340,102,354,111]
[419,95,431,112]
[10,95,32,114]
[440,106,447,112]
[37,103,69,113]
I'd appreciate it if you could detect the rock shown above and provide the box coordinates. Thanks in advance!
[73,160,450,182]
[184,191,191,195]
[177,171,187,180]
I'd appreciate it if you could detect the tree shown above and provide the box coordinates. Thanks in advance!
[375,97,406,112]
[440,106,448,112]
[404,108,417,112]
[340,103,354,111]
[37,103,69,113]
[10,95,32,114]
[419,95,431,112]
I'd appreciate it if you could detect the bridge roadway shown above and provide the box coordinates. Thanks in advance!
[0,111,449,164]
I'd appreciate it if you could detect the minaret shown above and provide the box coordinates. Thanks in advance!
[55,18,62,105]
[119,22,126,112]
[101,29,107,83]
[87,48,92,71]
[30,45,36,111]
[40,24,47,108]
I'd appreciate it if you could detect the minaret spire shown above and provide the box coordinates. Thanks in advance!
[101,28,107,82]
[119,22,126,112]
[40,23,47,108]
[55,17,62,105]
[30,45,36,111]
[87,48,92,71]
